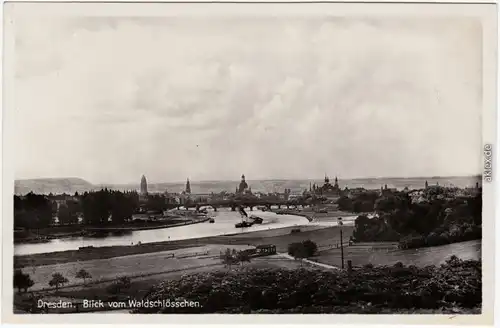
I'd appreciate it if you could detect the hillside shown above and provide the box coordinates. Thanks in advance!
[15,178,95,195]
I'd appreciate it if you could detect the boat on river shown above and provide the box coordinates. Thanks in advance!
[209,218,215,223]
[249,215,263,224]
[235,221,254,228]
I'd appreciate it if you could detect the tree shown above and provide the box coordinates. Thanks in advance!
[291,245,307,266]
[237,251,252,266]
[75,269,92,285]
[469,193,482,225]
[287,242,308,263]
[82,190,112,225]
[106,276,131,295]
[110,192,135,223]
[48,273,68,291]
[301,240,318,257]
[220,248,239,269]
[14,270,34,293]
[57,203,79,225]
[146,194,166,213]
[14,193,53,229]
[337,196,353,212]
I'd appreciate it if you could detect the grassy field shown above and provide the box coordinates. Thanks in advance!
[313,239,481,267]
[18,244,255,291]
[15,256,310,313]
[53,255,310,300]
[215,225,354,253]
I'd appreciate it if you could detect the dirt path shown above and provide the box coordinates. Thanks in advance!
[277,253,340,270]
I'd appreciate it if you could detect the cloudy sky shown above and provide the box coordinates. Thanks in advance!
[12,16,482,184]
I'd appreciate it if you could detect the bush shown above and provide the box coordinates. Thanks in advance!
[107,276,131,295]
[399,234,426,249]
[135,257,481,314]
[363,263,374,269]
[302,240,318,257]
[288,240,318,259]
[14,270,34,293]
[48,273,68,290]
[75,269,92,285]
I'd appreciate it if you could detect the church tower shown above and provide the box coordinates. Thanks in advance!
[185,178,191,194]
[140,175,148,195]
[238,174,249,194]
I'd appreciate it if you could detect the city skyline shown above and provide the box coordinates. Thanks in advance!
[14,172,481,187]
[12,16,482,184]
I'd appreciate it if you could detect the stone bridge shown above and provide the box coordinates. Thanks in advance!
[166,198,314,212]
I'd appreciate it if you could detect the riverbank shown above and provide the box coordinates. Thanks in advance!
[14,216,210,243]
[84,217,210,232]
[14,225,353,268]
[270,208,357,222]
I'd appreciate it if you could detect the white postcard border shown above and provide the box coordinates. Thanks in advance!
[1,1,497,325]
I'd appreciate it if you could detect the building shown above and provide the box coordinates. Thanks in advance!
[185,178,191,194]
[312,175,342,196]
[140,175,148,196]
[380,184,398,195]
[237,174,252,194]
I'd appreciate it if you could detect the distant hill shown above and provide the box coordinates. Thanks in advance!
[14,175,481,196]
[15,178,95,195]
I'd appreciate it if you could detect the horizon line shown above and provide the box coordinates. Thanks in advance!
[15,173,482,186]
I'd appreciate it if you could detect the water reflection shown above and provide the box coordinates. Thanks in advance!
[15,209,325,255]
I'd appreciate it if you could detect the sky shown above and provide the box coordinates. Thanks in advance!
[11,16,483,184]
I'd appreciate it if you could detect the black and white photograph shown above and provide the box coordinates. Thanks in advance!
[2,1,497,324]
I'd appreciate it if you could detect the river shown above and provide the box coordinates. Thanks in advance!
[14,209,354,256]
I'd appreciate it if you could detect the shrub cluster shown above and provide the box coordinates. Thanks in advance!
[135,256,481,314]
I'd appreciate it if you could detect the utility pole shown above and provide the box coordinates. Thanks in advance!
[338,217,344,269]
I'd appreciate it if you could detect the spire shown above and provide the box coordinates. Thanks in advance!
[140,175,148,195]
[185,178,191,194]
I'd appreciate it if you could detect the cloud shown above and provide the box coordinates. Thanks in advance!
[10,16,483,183]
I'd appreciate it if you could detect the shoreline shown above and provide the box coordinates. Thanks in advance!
[14,210,360,268]
[270,208,358,221]
[84,217,210,232]
[14,224,350,268]
[14,216,211,244]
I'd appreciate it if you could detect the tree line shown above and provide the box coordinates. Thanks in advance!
[14,188,324,230]
[14,189,173,229]
[346,187,482,249]
[15,268,132,296]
